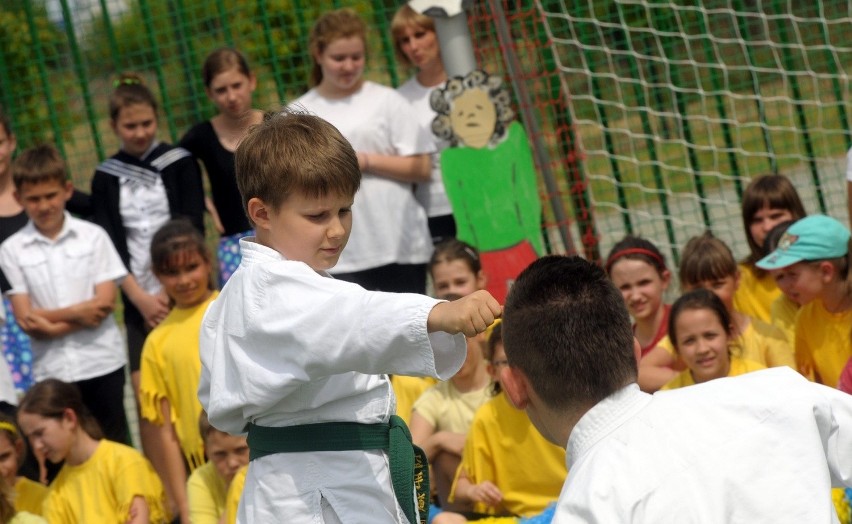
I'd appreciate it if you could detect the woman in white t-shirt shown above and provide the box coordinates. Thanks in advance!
[292,8,434,293]
[391,5,456,245]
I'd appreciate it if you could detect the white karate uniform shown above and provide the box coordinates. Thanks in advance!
[198,238,465,523]
[293,81,434,274]
[555,367,852,523]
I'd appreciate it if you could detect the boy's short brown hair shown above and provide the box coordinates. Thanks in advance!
[235,110,361,223]
[12,143,68,190]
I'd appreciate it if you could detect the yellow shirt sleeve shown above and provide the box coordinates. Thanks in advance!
[795,301,852,386]
[391,375,437,426]
[14,477,48,516]
[225,466,247,524]
[736,318,795,369]
[770,295,799,345]
[734,263,780,324]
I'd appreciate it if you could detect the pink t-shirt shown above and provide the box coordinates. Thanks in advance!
[838,357,852,394]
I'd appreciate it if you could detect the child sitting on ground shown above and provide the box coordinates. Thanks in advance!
[677,232,794,369]
[392,239,485,425]
[198,110,501,524]
[0,414,46,516]
[186,412,248,524]
[661,289,765,390]
[757,214,852,387]
[436,322,566,523]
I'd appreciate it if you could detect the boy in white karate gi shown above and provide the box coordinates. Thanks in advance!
[198,110,501,524]
[500,255,852,523]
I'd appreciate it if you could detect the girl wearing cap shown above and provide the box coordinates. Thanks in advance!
[757,214,852,387]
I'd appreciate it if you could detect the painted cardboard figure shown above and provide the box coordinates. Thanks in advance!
[431,70,542,302]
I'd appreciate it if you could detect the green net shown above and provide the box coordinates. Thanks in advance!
[3,1,852,266]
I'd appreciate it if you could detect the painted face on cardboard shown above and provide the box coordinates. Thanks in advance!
[673,308,731,384]
[609,258,670,323]
[450,87,497,149]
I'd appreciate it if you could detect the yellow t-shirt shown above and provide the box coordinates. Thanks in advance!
[187,461,226,524]
[770,294,799,345]
[661,356,766,390]
[139,291,218,471]
[42,440,168,524]
[659,319,793,369]
[390,375,438,425]
[450,392,566,516]
[225,465,247,524]
[734,263,780,324]
[14,476,47,515]
[412,379,492,434]
[794,299,852,387]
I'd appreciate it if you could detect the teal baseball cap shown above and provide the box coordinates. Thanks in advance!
[756,215,851,270]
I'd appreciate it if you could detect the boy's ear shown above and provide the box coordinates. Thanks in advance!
[247,197,271,231]
[818,260,836,282]
[476,269,488,290]
[500,365,530,410]
[62,181,73,201]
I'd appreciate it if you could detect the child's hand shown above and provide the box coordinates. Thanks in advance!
[467,480,503,507]
[22,313,62,339]
[137,291,170,329]
[427,290,502,337]
[71,299,114,328]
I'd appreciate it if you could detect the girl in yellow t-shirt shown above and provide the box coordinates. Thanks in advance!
[139,219,217,523]
[17,379,168,523]
[0,414,46,517]
[662,289,766,390]
[735,174,806,324]
[436,322,566,524]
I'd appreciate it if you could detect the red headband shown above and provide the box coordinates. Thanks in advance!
[606,247,666,273]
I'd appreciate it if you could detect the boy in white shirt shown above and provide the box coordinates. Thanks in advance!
[500,255,852,523]
[198,110,501,524]
[0,144,128,442]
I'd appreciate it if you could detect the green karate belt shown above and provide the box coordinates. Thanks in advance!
[247,414,429,524]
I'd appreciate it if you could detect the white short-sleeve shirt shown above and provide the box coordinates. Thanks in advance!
[397,76,453,219]
[0,214,128,382]
[292,81,434,273]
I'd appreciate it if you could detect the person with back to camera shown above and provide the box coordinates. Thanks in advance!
[180,48,264,286]
[498,255,852,523]
[197,110,501,524]
[292,8,434,293]
[390,4,456,245]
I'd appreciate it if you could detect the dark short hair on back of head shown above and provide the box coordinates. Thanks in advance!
[679,231,737,288]
[235,109,361,223]
[12,143,67,190]
[502,255,637,411]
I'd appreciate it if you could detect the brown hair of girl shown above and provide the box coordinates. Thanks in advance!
[308,9,367,86]
[18,379,104,440]
[202,47,252,88]
[108,72,158,122]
